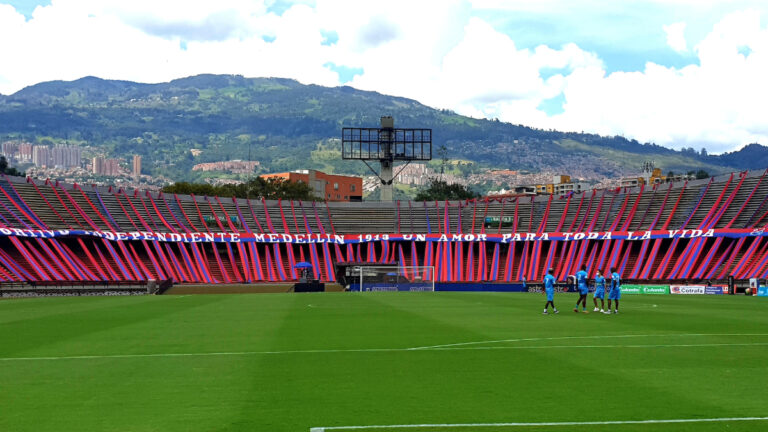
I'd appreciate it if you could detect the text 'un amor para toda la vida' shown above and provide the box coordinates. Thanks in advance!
[1,228,767,244]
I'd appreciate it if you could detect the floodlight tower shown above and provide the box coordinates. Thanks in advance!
[342,116,432,201]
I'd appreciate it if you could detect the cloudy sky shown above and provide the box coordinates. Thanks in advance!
[1,0,767,154]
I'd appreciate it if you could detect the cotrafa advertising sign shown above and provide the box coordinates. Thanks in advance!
[670,285,706,295]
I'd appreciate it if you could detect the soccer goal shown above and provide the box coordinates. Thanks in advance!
[350,266,435,292]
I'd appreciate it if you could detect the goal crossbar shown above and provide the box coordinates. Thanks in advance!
[351,266,435,292]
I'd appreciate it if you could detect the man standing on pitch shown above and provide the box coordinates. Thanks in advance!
[607,267,621,314]
[593,270,606,313]
[574,265,589,313]
[543,268,559,314]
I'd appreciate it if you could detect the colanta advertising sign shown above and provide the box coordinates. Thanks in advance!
[643,286,671,295]
[622,285,670,295]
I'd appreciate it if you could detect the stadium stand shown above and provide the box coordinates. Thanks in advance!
[2,170,768,286]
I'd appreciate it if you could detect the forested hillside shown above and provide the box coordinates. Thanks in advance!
[0,74,763,182]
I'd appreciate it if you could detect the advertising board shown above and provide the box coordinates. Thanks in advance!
[704,286,726,295]
[622,285,670,295]
[749,278,759,292]
[670,285,706,295]
[621,286,642,294]
[642,286,670,295]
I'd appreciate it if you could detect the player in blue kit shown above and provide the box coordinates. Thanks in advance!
[607,267,621,314]
[592,270,606,313]
[573,265,589,313]
[542,268,559,314]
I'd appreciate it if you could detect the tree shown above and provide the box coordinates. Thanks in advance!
[414,178,479,201]
[700,147,708,157]
[245,177,315,200]
[0,156,24,177]
[162,177,315,201]
[695,169,710,179]
[437,144,449,181]
[162,182,216,196]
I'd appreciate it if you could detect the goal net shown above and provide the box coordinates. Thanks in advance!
[350,266,435,292]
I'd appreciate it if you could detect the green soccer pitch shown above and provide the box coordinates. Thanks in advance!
[1,292,766,432]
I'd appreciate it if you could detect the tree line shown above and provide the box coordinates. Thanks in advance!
[162,177,315,200]
[0,156,24,177]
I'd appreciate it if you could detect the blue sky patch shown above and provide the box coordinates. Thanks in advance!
[4,0,51,20]
[738,46,752,58]
[537,93,566,116]
[266,0,294,16]
[540,66,568,81]
[475,7,706,74]
[583,45,699,73]
[321,30,338,46]
[324,63,363,84]
[262,35,276,43]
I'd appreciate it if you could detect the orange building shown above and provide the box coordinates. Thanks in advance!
[260,169,363,202]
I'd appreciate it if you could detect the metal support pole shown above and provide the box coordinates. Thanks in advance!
[380,116,394,202]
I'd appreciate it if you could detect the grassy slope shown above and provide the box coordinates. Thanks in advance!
[556,139,726,174]
[0,293,766,432]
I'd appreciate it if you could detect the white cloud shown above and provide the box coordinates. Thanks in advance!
[664,21,688,52]
[550,9,768,153]
[0,1,767,154]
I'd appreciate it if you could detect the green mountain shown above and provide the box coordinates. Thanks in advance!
[0,74,763,183]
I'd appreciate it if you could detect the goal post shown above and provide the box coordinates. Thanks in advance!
[351,266,435,292]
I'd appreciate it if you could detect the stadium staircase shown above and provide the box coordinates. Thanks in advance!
[726,171,768,228]
[5,180,61,229]
[151,194,185,233]
[0,179,40,229]
[19,179,73,230]
[624,185,654,231]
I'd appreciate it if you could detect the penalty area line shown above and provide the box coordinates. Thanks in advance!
[309,416,768,431]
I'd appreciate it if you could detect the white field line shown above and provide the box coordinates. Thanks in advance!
[407,333,768,350]
[429,342,768,351]
[1,341,767,362]
[308,416,768,431]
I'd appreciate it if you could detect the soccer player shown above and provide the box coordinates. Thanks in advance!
[592,270,606,313]
[574,265,589,313]
[607,267,621,314]
[543,268,559,314]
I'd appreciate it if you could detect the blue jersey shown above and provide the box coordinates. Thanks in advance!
[594,275,606,290]
[609,272,622,300]
[611,272,621,291]
[544,274,556,291]
[576,270,588,290]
